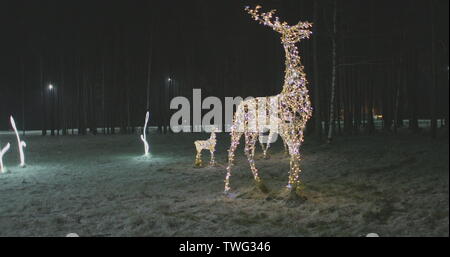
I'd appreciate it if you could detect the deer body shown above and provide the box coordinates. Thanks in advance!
[225,6,313,194]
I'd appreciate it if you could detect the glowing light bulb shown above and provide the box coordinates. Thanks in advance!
[48,84,53,90]
[10,116,26,167]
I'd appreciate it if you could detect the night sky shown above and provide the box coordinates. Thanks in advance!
[0,0,448,131]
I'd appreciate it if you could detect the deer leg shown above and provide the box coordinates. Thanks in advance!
[283,141,289,156]
[194,146,203,168]
[263,131,276,159]
[259,140,267,159]
[262,145,269,159]
[287,150,300,189]
[259,134,269,160]
[209,149,216,166]
[286,143,305,197]
[224,131,242,193]
[245,132,268,192]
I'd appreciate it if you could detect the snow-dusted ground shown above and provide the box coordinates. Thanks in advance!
[0,130,448,236]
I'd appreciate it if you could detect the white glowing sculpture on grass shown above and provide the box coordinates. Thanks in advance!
[194,130,217,167]
[10,116,26,167]
[0,143,10,173]
[225,6,313,196]
[140,111,150,156]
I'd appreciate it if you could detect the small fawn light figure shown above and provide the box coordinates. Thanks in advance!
[194,130,217,167]
[0,143,11,173]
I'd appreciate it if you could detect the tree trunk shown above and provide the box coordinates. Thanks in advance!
[312,0,322,141]
[40,55,47,136]
[430,0,438,138]
[327,0,338,143]
[21,55,26,136]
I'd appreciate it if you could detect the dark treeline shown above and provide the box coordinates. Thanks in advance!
[0,0,448,139]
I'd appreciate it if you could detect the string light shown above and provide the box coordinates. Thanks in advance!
[10,116,26,167]
[194,130,217,167]
[0,143,10,173]
[140,111,150,156]
[225,5,313,195]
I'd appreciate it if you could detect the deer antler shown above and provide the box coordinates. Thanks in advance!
[245,5,313,41]
[245,5,282,29]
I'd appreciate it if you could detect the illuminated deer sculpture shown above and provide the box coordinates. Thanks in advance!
[225,6,313,196]
[194,130,217,167]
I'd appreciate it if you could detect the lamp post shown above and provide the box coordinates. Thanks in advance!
[48,83,55,136]
[163,77,172,134]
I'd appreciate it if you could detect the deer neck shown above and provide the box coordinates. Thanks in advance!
[281,43,306,98]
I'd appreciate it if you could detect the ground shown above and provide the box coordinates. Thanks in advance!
[0,129,448,236]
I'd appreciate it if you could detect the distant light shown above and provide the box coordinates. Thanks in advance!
[168,78,172,82]
[48,84,53,90]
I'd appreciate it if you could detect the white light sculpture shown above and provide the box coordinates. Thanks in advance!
[10,116,26,167]
[0,143,10,173]
[225,6,313,196]
[140,111,150,156]
[194,130,217,167]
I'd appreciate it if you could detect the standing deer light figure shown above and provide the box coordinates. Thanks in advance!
[194,130,217,167]
[225,6,313,196]
[0,143,11,173]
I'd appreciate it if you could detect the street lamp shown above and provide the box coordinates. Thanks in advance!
[164,77,173,134]
[47,83,56,135]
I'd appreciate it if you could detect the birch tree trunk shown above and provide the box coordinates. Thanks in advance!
[313,0,322,140]
[327,0,337,143]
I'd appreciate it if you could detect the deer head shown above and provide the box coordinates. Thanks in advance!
[245,5,313,44]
